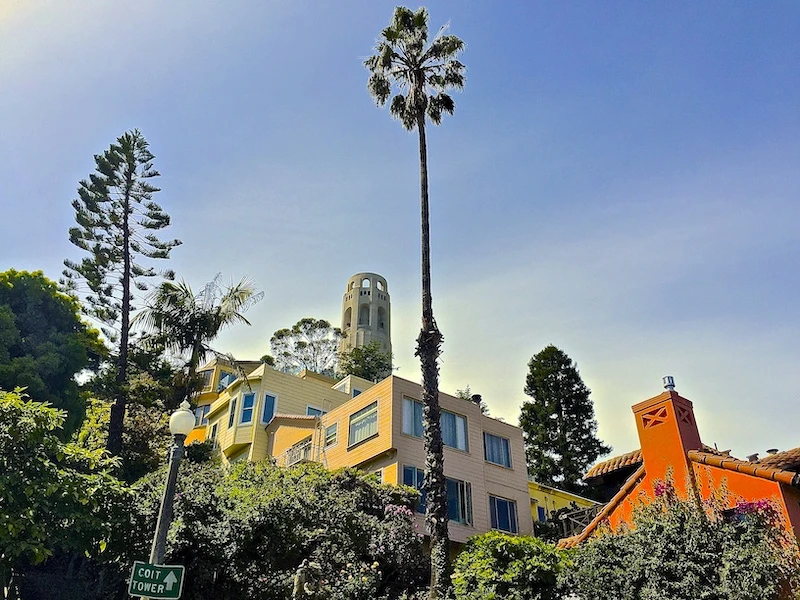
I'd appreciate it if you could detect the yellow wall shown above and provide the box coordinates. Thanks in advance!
[528,481,599,522]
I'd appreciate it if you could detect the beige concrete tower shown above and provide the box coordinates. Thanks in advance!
[340,272,391,355]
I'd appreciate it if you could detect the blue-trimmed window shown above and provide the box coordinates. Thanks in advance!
[402,465,426,514]
[490,496,518,533]
[447,478,472,525]
[240,393,255,424]
[261,393,277,424]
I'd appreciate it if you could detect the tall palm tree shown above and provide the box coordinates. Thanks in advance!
[365,7,465,598]
[135,274,263,403]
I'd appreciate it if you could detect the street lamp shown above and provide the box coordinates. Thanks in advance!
[149,400,195,565]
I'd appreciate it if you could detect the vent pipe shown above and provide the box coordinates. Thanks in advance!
[662,375,676,391]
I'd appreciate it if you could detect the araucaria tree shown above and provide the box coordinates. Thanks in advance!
[62,129,181,456]
[520,345,610,493]
[365,7,465,598]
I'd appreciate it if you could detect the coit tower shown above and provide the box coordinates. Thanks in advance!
[340,272,391,356]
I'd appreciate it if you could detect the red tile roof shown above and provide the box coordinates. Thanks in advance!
[758,447,800,471]
[688,450,800,487]
[584,449,642,480]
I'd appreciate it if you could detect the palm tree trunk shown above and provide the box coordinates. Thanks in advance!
[415,113,449,600]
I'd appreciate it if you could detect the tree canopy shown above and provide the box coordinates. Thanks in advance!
[269,318,343,377]
[519,345,609,493]
[0,389,128,597]
[338,341,393,381]
[0,270,103,435]
[62,129,181,455]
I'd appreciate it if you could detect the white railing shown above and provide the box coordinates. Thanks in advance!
[276,440,322,467]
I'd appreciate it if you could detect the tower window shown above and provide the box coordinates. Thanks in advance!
[361,278,371,287]
[376,280,384,291]
[359,304,370,326]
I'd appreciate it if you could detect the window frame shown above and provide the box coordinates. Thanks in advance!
[260,392,278,424]
[446,477,473,526]
[489,495,519,533]
[483,432,512,468]
[325,423,338,448]
[227,397,237,429]
[194,404,211,427]
[348,401,379,448]
[306,405,326,417]
[402,465,426,514]
[441,409,469,452]
[240,392,255,425]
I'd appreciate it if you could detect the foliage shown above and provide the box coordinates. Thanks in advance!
[452,531,567,600]
[61,129,181,456]
[121,460,428,599]
[338,341,393,381]
[564,481,800,600]
[0,389,128,595]
[455,384,489,414]
[519,345,610,493]
[135,274,263,403]
[0,269,104,436]
[365,7,466,597]
[72,397,170,483]
[270,317,343,377]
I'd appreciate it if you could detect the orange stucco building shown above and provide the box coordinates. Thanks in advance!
[560,381,800,548]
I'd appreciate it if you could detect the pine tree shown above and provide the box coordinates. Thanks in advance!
[62,129,181,456]
[519,345,610,493]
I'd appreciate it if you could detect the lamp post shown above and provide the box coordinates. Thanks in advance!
[149,400,195,565]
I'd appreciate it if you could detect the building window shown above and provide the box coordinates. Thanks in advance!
[218,370,237,391]
[349,401,378,446]
[403,400,468,451]
[208,423,218,443]
[307,405,327,417]
[402,397,424,437]
[489,495,518,533]
[352,388,362,398]
[194,404,211,427]
[537,506,547,522]
[240,393,255,424]
[227,397,237,429]
[325,423,338,447]
[362,277,371,287]
[441,410,468,451]
[261,393,277,424]
[484,432,511,467]
[199,370,212,391]
[403,465,426,513]
[447,478,473,525]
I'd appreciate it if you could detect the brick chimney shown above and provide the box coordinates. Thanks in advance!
[632,378,702,494]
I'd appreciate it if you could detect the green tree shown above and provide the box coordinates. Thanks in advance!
[62,129,181,456]
[519,345,609,493]
[564,482,800,600]
[455,384,489,414]
[452,531,567,600]
[0,389,128,598]
[0,270,104,436]
[121,461,428,599]
[338,341,393,381]
[270,317,343,377]
[135,274,263,403]
[365,8,465,596]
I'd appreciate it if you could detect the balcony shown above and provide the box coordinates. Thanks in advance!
[276,439,322,467]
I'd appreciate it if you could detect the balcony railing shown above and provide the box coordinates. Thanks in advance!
[559,503,607,538]
[276,440,322,467]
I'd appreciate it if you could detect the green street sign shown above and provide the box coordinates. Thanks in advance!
[128,561,185,599]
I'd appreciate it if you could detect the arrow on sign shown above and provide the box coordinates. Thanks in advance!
[164,572,178,591]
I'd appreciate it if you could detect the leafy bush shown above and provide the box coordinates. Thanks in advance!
[452,531,567,600]
[122,460,428,599]
[564,480,800,600]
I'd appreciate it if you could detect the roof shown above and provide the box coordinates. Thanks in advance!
[559,465,646,549]
[758,447,800,471]
[688,450,800,487]
[584,445,725,481]
[584,449,642,480]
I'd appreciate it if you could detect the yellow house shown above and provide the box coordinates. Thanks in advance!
[264,375,534,543]
[527,480,600,527]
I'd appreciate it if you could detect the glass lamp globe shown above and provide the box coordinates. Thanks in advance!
[170,400,196,437]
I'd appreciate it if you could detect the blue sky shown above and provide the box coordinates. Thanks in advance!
[2,1,799,460]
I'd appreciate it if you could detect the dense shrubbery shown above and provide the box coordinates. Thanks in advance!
[121,460,429,599]
[452,531,567,600]
[564,481,800,600]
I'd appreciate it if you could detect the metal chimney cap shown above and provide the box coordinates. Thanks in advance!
[747,453,760,463]
[662,375,676,391]
[766,448,779,455]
